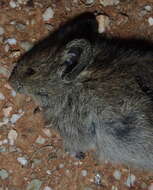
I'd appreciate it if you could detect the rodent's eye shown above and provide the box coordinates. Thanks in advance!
[25,67,36,76]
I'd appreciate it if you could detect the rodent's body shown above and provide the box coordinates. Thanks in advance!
[9,12,153,171]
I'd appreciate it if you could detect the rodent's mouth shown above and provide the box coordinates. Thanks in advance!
[9,77,25,94]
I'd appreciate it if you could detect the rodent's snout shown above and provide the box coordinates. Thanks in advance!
[9,75,24,93]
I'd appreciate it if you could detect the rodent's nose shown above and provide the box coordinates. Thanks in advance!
[9,76,24,93]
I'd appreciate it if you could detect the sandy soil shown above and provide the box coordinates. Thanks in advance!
[1,0,153,189]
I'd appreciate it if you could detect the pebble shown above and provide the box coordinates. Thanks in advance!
[43,7,54,21]
[144,5,152,12]
[45,23,54,31]
[3,107,12,117]
[112,186,118,190]
[100,0,119,6]
[10,50,21,58]
[42,128,51,137]
[10,113,24,124]
[46,170,52,175]
[44,187,53,190]
[0,169,9,180]
[20,41,33,51]
[5,38,17,45]
[81,170,88,176]
[9,0,17,8]
[16,23,26,31]
[113,170,121,180]
[148,183,153,190]
[17,157,28,165]
[125,174,136,187]
[17,0,28,5]
[8,129,18,145]
[96,15,110,33]
[148,17,153,26]
[59,163,64,168]
[94,173,102,185]
[4,44,10,52]
[0,92,5,100]
[3,139,8,144]
[0,26,5,35]
[26,179,42,190]
[81,0,95,5]
[35,135,46,144]
[11,90,16,97]
[0,146,6,152]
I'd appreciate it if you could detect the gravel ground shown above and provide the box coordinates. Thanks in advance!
[1,0,153,189]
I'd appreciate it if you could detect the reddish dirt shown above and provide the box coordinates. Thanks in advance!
[1,0,153,189]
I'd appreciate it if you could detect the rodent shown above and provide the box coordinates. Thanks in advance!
[9,12,153,171]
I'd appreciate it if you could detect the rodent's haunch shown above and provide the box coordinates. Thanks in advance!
[9,12,153,171]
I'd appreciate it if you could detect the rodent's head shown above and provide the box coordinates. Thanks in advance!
[9,39,93,97]
[9,12,98,98]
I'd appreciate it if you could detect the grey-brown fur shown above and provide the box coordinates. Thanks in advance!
[9,12,153,171]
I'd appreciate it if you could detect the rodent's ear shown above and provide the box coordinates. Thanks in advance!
[58,39,93,81]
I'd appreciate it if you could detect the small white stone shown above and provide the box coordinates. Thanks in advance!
[113,170,121,180]
[81,170,88,176]
[144,5,152,12]
[125,174,136,187]
[0,169,9,180]
[8,129,18,145]
[10,113,23,124]
[43,7,54,21]
[42,128,51,137]
[9,0,17,8]
[4,44,10,52]
[11,90,16,97]
[2,139,8,144]
[96,15,110,33]
[59,163,64,168]
[112,186,118,190]
[5,38,17,45]
[10,51,21,58]
[10,21,16,25]
[94,173,102,185]
[148,17,153,26]
[83,0,95,5]
[46,170,52,175]
[0,92,5,100]
[3,106,12,117]
[17,157,28,165]
[35,136,46,144]
[0,26,5,35]
[100,0,119,6]
[44,186,53,190]
[18,109,23,114]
